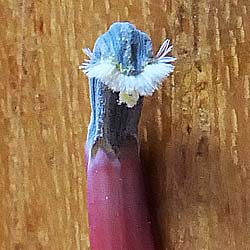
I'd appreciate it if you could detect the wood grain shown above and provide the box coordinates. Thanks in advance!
[1,0,250,249]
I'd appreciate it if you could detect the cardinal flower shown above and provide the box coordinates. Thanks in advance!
[80,22,175,250]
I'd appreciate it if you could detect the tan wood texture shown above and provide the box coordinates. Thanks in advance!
[1,0,250,249]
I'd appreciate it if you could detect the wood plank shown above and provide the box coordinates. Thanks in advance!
[1,0,249,249]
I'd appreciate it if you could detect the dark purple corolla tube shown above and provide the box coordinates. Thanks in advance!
[80,22,175,250]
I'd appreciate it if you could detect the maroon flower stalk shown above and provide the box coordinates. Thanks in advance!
[85,141,155,250]
[80,22,175,250]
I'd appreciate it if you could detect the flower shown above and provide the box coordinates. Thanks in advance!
[79,39,176,108]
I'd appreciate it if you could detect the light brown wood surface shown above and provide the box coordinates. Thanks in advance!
[1,0,250,249]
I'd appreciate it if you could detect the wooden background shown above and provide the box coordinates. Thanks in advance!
[1,0,250,249]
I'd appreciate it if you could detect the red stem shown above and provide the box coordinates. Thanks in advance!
[85,145,155,250]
